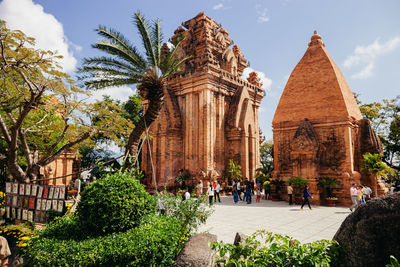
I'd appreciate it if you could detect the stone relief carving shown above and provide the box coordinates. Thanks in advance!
[318,130,345,169]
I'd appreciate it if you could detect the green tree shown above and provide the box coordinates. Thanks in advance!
[79,12,188,162]
[228,159,242,184]
[0,22,130,182]
[355,93,400,170]
[256,140,274,183]
[362,152,388,198]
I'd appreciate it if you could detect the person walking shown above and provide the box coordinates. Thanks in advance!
[196,180,203,197]
[207,184,214,205]
[349,183,358,211]
[233,179,239,204]
[242,180,247,202]
[256,187,261,202]
[246,180,252,204]
[237,180,242,201]
[363,184,372,201]
[214,181,221,203]
[264,180,271,200]
[300,185,312,210]
[287,183,293,205]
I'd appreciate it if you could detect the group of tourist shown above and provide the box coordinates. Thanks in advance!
[349,183,372,211]
[205,181,221,205]
[231,179,264,204]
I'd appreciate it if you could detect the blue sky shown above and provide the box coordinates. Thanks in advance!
[1,0,399,140]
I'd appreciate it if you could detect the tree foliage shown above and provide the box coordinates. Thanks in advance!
[0,21,131,182]
[256,140,274,183]
[355,93,400,169]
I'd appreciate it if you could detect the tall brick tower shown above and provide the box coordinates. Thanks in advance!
[141,12,264,188]
[272,31,382,205]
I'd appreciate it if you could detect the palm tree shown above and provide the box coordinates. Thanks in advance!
[362,152,387,198]
[79,12,188,163]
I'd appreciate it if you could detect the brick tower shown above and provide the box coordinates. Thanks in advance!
[272,31,382,205]
[141,12,264,188]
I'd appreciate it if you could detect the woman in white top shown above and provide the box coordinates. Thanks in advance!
[207,184,214,205]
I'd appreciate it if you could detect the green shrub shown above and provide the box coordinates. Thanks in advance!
[157,192,213,235]
[77,171,156,235]
[24,215,183,266]
[211,230,343,267]
[39,214,87,241]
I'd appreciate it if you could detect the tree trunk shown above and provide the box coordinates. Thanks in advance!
[373,174,378,198]
[6,149,29,183]
[125,85,164,167]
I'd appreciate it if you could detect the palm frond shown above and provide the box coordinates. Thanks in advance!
[151,19,162,66]
[82,56,143,74]
[79,66,139,79]
[96,26,148,70]
[84,77,140,90]
[133,12,157,67]
[92,41,147,72]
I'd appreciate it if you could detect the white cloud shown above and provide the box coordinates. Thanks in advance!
[351,62,374,80]
[255,4,269,23]
[242,67,272,92]
[344,36,400,79]
[86,86,135,104]
[213,3,224,10]
[0,0,79,73]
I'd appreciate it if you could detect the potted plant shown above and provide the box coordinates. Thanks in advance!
[316,177,341,207]
[270,179,285,201]
[287,177,308,204]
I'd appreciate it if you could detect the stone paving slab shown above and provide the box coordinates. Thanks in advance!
[198,196,351,244]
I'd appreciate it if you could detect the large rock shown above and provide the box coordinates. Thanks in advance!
[333,193,400,266]
[233,232,247,246]
[173,233,217,267]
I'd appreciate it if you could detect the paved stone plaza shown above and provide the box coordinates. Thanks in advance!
[198,196,351,244]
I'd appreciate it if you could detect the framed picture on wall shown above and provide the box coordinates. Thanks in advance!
[48,187,54,199]
[12,183,18,194]
[12,195,18,207]
[46,200,52,211]
[31,184,38,196]
[5,182,11,193]
[52,200,58,211]
[36,198,42,210]
[25,184,31,196]
[28,210,34,222]
[22,209,28,221]
[16,208,21,220]
[43,186,49,199]
[37,186,43,198]
[57,200,64,213]
[23,197,29,209]
[53,187,60,199]
[41,199,47,211]
[19,183,25,195]
[29,197,35,209]
[5,206,10,219]
[59,186,66,199]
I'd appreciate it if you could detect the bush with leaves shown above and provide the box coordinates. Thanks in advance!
[156,191,213,236]
[211,230,344,267]
[77,171,156,235]
[24,214,182,266]
[288,176,309,195]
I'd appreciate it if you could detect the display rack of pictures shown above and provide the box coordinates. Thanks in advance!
[4,182,67,224]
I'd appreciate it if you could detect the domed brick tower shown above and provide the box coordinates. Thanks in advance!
[272,31,383,205]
